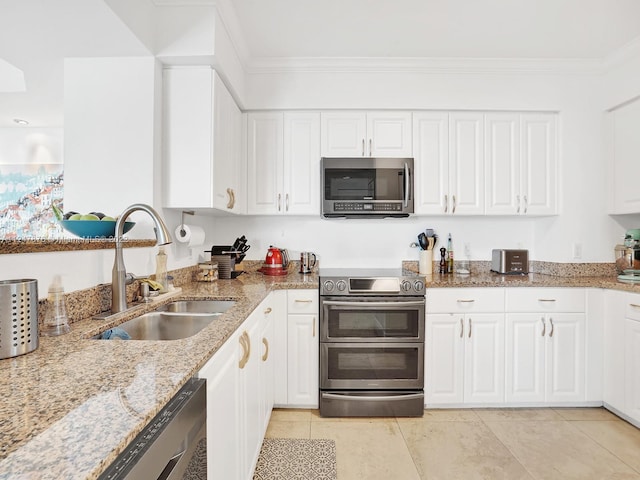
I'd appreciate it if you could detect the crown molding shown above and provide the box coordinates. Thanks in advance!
[604,35,640,71]
[244,56,604,76]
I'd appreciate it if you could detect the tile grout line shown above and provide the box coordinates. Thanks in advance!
[561,418,640,475]
[394,416,424,479]
[474,410,544,480]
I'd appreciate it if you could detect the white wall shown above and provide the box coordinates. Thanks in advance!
[206,64,613,264]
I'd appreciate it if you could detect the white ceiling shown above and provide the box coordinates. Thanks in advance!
[2,0,640,128]
[229,0,640,59]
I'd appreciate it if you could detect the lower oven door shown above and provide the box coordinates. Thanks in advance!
[320,296,425,343]
[320,390,424,417]
[320,342,424,390]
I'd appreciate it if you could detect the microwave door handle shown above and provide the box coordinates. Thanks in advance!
[404,162,410,208]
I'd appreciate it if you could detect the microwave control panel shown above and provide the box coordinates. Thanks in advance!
[332,202,402,212]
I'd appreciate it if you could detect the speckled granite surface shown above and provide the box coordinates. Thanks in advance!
[2,263,640,479]
[0,239,155,254]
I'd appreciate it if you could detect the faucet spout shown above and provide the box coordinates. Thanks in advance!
[112,203,172,314]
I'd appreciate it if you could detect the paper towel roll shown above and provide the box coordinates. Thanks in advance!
[175,224,205,247]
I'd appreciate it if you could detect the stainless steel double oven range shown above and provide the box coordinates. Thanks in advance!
[319,268,426,417]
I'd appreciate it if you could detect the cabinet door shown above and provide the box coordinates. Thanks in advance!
[163,67,214,208]
[464,313,505,404]
[603,290,627,411]
[201,332,242,480]
[367,111,413,157]
[610,99,640,214]
[270,291,289,406]
[259,308,275,434]
[449,113,485,214]
[413,112,449,214]
[484,113,520,215]
[247,112,284,214]
[425,314,464,404]
[320,112,367,157]
[625,318,640,422]
[213,74,243,213]
[505,313,546,403]
[545,313,585,403]
[240,314,263,480]
[283,112,321,215]
[287,313,319,407]
[521,113,557,215]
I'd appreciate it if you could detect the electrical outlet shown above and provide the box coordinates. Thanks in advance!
[572,243,582,259]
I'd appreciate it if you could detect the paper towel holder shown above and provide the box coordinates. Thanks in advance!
[180,210,195,237]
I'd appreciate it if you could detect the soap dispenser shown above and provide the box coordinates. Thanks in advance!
[42,275,70,336]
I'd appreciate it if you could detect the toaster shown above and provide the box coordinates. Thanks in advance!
[491,249,529,275]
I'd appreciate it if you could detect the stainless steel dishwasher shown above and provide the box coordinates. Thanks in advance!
[98,377,206,480]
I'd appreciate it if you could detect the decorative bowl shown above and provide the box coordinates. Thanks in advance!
[60,220,135,238]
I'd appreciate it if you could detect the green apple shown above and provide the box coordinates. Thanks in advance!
[89,211,105,219]
[80,214,100,221]
[64,211,79,220]
[101,216,116,221]
[68,213,82,220]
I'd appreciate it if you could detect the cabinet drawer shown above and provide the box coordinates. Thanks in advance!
[506,288,585,313]
[626,293,640,321]
[426,288,504,313]
[287,290,318,314]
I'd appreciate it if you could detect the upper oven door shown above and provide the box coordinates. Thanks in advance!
[320,296,425,342]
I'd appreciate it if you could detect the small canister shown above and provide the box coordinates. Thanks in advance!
[0,279,39,359]
[196,262,219,282]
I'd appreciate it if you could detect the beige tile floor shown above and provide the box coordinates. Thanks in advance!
[265,407,640,480]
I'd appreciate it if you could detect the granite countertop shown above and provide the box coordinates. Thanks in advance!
[1,267,640,479]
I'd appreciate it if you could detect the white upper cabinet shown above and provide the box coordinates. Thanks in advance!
[321,111,412,157]
[247,112,320,215]
[413,112,484,215]
[520,113,557,215]
[484,113,520,215]
[163,67,243,212]
[607,98,640,214]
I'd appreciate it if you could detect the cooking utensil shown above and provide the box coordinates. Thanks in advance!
[418,233,428,250]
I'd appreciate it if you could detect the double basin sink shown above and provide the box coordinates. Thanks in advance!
[94,300,236,341]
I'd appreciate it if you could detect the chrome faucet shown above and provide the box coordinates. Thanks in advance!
[112,203,172,314]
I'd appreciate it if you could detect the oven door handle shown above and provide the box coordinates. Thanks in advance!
[321,392,424,402]
[322,300,425,307]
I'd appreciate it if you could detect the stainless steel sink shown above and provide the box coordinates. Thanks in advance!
[155,300,236,314]
[94,312,216,341]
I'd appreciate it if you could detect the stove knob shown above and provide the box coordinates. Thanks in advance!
[414,280,425,293]
[401,280,412,292]
[323,280,335,292]
[336,280,347,292]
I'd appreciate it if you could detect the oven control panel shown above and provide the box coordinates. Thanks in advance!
[321,277,425,296]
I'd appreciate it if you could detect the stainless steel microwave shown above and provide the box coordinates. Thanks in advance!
[321,157,414,218]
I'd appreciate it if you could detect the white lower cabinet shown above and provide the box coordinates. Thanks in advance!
[199,294,278,480]
[286,290,319,407]
[624,298,640,424]
[603,290,626,412]
[426,288,505,405]
[505,289,585,404]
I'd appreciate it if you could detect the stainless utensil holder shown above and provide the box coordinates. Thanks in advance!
[0,279,39,359]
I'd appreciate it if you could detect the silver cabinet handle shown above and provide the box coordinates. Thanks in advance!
[468,318,472,338]
[226,188,234,209]
[538,299,556,302]
[541,317,546,336]
[362,139,365,156]
[517,195,520,214]
[295,299,313,303]
[524,195,528,214]
[452,195,457,214]
[286,193,289,212]
[549,318,554,337]
[630,304,640,309]
[264,307,272,314]
[444,195,448,213]
[369,138,372,157]
[459,318,464,338]
[457,299,475,303]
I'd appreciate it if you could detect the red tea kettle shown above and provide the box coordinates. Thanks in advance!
[259,246,289,276]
